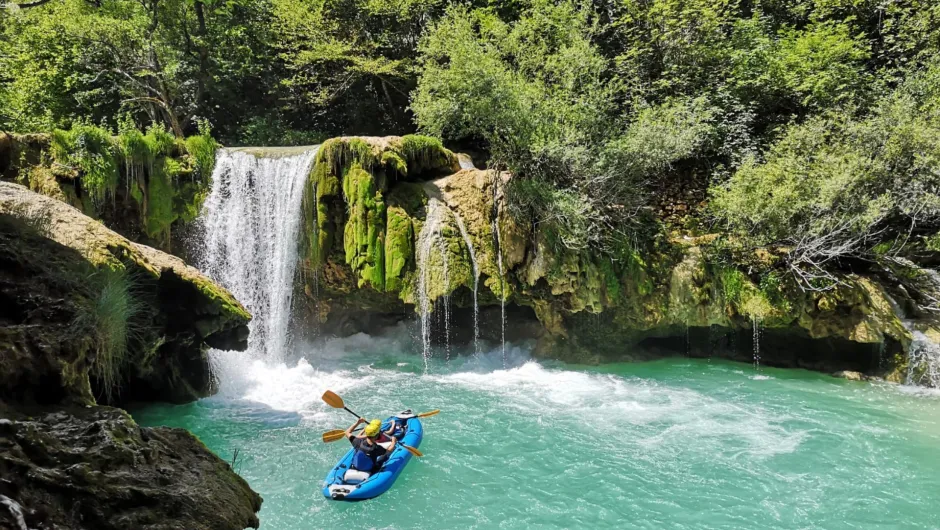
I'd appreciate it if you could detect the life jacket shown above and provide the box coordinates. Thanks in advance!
[351,448,374,472]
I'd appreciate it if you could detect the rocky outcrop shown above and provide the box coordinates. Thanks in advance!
[299,137,916,375]
[0,405,261,530]
[0,182,261,528]
[0,129,215,252]
[0,181,250,405]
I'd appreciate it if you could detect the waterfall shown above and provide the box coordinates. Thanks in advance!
[883,289,940,388]
[439,235,451,361]
[452,211,480,354]
[198,147,319,363]
[751,316,762,368]
[906,332,940,387]
[492,181,507,367]
[417,198,450,369]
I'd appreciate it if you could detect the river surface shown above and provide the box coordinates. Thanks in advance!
[131,332,940,529]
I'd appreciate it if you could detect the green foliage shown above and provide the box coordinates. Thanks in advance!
[184,120,219,182]
[51,123,120,207]
[72,266,148,404]
[413,2,716,250]
[711,60,940,268]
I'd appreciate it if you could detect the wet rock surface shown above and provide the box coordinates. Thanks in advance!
[0,405,261,530]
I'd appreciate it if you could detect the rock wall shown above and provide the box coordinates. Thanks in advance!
[0,405,261,530]
[0,182,261,528]
[0,182,249,406]
[300,136,919,376]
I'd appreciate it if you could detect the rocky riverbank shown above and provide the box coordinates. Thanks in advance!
[0,182,261,529]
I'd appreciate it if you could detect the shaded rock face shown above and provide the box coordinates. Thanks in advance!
[0,183,262,529]
[0,405,261,530]
[0,182,249,406]
[299,138,915,375]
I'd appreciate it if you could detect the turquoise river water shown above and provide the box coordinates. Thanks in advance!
[131,331,940,529]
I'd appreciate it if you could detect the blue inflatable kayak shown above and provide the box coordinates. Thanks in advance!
[323,413,423,501]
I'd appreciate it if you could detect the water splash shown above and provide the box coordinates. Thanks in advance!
[452,210,480,354]
[906,331,940,388]
[198,147,319,363]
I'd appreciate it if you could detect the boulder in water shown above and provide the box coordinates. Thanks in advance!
[0,405,261,530]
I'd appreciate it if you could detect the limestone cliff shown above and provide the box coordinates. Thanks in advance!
[300,136,922,377]
[0,182,261,529]
[0,181,249,406]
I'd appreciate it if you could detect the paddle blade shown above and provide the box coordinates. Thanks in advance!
[322,390,345,409]
[401,444,423,457]
[416,409,440,418]
[322,429,347,443]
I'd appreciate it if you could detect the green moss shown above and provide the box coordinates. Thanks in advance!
[716,266,779,320]
[184,120,219,182]
[143,159,181,244]
[317,138,376,176]
[381,151,407,176]
[598,258,621,303]
[384,205,414,292]
[343,165,387,290]
[398,135,457,175]
[314,165,342,266]
[51,123,120,208]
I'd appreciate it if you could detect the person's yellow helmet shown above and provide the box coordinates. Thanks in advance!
[363,419,382,438]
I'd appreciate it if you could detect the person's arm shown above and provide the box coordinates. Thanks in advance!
[346,417,366,442]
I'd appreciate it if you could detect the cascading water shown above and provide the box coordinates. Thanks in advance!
[492,186,507,367]
[883,289,940,388]
[452,211,480,354]
[751,316,762,368]
[198,147,319,364]
[416,198,450,369]
[906,331,940,387]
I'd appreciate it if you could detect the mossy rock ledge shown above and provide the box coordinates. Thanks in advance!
[0,181,250,406]
[301,139,917,376]
[0,182,260,529]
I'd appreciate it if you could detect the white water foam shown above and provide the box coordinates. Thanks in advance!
[438,361,804,458]
[906,331,940,388]
[199,147,319,363]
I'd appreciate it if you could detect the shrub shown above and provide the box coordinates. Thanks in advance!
[72,266,148,404]
[51,123,119,207]
[711,61,940,286]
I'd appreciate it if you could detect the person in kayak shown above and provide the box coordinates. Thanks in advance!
[383,410,416,439]
[345,418,396,472]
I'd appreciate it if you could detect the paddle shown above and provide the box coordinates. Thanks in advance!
[322,390,361,419]
[320,390,430,457]
[321,429,423,457]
